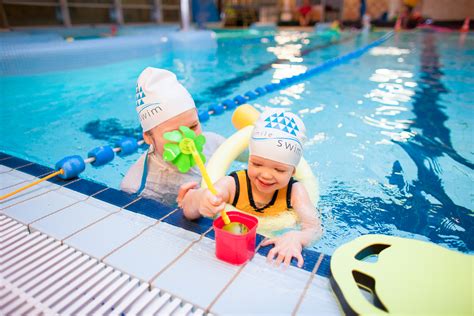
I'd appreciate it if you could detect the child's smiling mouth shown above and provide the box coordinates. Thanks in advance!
[257,178,275,187]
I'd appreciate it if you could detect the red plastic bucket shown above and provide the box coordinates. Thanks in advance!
[213,211,258,265]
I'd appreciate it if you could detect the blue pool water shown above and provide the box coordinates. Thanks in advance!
[1,28,472,255]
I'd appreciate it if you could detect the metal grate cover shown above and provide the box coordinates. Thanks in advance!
[0,214,208,315]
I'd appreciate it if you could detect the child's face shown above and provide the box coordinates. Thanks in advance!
[247,155,295,194]
[143,108,202,157]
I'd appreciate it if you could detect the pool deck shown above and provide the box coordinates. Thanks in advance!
[0,152,341,315]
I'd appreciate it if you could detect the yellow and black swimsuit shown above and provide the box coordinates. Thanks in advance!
[229,170,297,217]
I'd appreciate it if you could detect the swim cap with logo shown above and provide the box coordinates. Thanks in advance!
[249,109,306,167]
[135,67,196,132]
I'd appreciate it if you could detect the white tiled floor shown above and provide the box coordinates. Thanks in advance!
[104,222,202,282]
[65,211,155,259]
[152,237,241,308]
[0,168,342,315]
[0,171,58,209]
[297,274,343,315]
[0,169,35,186]
[2,190,82,225]
[0,165,13,173]
[30,199,119,240]
[211,254,327,315]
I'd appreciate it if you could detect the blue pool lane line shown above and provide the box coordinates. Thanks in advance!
[201,33,356,101]
[199,31,394,123]
[0,152,331,277]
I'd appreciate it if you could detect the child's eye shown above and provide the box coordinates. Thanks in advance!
[190,124,198,130]
[252,162,262,167]
[275,169,286,173]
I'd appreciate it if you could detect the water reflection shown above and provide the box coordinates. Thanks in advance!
[279,82,305,99]
[305,132,327,146]
[298,105,325,115]
[380,130,415,142]
[363,116,412,131]
[375,105,409,116]
[363,67,417,143]
[199,30,344,102]
[369,68,413,82]
[271,64,307,81]
[319,33,474,254]
[268,95,294,107]
[369,46,410,56]
[267,44,304,62]
[274,31,312,45]
[388,33,473,250]
[265,32,316,105]
[269,32,310,83]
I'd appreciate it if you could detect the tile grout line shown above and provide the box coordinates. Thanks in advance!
[26,186,110,227]
[0,156,13,162]
[291,253,325,316]
[59,195,144,242]
[0,162,34,176]
[205,238,268,314]
[99,207,180,261]
[0,167,60,190]
[0,170,53,190]
[1,177,82,211]
[147,226,214,287]
[60,208,120,241]
[100,222,159,261]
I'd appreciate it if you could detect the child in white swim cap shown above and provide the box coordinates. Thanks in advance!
[180,109,323,267]
[121,67,225,205]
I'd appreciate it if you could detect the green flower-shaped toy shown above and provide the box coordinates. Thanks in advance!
[162,126,206,173]
[162,126,249,235]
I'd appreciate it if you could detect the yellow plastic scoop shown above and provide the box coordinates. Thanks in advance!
[179,138,249,235]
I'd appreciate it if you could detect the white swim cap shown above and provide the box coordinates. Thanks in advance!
[249,109,306,167]
[136,67,196,132]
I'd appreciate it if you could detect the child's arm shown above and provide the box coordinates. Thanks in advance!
[177,181,199,207]
[180,176,236,220]
[262,182,322,267]
[290,182,323,244]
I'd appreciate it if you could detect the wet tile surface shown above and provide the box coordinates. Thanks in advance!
[104,222,201,282]
[65,210,155,258]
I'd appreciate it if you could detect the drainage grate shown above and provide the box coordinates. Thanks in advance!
[0,214,209,315]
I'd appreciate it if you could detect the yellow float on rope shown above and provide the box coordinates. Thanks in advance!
[231,104,260,130]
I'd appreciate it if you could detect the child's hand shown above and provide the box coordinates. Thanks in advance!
[198,189,226,218]
[177,181,199,207]
[261,231,305,268]
[180,176,233,221]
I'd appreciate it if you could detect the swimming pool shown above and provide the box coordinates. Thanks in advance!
[1,28,472,255]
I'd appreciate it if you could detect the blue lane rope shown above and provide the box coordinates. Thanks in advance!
[54,138,146,180]
[52,32,394,181]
